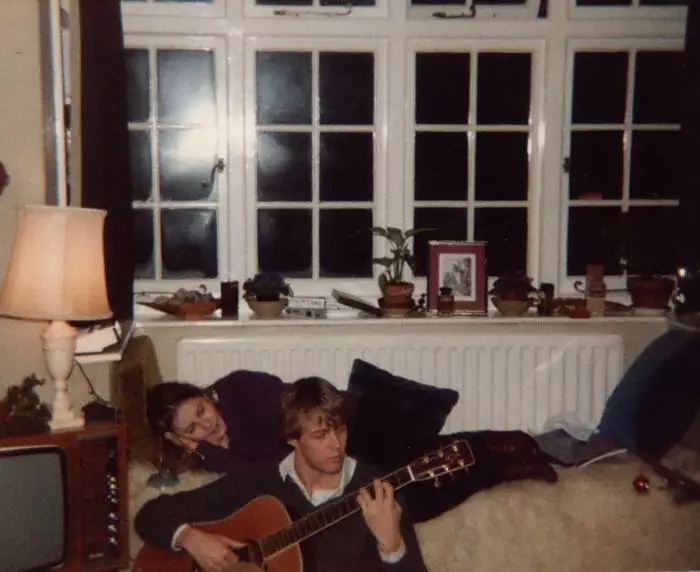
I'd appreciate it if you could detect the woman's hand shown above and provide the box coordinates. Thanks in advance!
[165,431,199,452]
[177,526,244,572]
[356,479,404,555]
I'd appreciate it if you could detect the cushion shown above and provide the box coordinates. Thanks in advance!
[346,359,459,437]
[597,330,700,459]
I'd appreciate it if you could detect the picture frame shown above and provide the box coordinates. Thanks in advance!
[428,241,487,315]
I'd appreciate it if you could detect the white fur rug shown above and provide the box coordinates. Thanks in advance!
[127,449,700,572]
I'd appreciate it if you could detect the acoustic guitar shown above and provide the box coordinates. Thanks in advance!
[133,439,475,572]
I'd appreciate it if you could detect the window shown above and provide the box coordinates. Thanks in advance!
[563,41,684,279]
[408,43,539,278]
[125,37,228,285]
[121,0,686,299]
[247,41,383,279]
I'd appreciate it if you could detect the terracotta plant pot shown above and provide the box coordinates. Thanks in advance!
[384,282,415,301]
[627,276,675,310]
[245,297,288,319]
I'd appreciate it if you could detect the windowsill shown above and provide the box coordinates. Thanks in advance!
[134,310,669,328]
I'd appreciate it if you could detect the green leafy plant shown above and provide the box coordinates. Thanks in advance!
[0,374,51,436]
[371,227,431,292]
[243,271,293,302]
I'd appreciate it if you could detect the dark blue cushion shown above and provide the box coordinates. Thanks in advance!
[597,330,700,458]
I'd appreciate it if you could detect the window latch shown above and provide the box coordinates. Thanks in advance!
[274,3,353,17]
[202,158,225,190]
[432,3,476,19]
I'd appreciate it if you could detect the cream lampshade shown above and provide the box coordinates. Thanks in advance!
[0,205,113,431]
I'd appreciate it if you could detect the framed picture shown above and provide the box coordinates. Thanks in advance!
[428,241,487,315]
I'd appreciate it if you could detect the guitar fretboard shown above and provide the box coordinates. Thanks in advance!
[259,466,414,558]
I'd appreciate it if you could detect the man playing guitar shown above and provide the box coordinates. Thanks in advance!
[134,376,429,572]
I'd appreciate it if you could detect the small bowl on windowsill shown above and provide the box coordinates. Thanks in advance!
[491,296,533,317]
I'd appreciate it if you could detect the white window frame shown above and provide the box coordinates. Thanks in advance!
[243,36,388,297]
[125,34,231,296]
[407,0,542,22]
[121,0,227,19]
[121,0,688,305]
[404,39,545,289]
[243,0,389,20]
[558,36,684,295]
[568,0,687,21]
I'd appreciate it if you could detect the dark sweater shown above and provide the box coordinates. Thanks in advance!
[196,370,292,473]
[134,460,428,572]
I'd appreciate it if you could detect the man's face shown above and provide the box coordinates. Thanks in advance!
[292,410,347,476]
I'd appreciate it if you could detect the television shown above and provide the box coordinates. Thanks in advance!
[0,422,128,572]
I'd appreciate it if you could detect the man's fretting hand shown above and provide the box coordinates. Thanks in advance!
[177,526,244,572]
[357,479,404,555]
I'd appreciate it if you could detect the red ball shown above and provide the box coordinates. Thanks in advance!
[633,474,650,493]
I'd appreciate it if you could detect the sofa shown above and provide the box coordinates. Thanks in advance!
[127,444,700,572]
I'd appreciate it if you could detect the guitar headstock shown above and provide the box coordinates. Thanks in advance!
[409,439,475,483]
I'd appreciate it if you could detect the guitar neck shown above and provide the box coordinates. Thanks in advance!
[259,465,414,558]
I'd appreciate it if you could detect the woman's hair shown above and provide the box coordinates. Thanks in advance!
[280,377,349,441]
[146,381,206,436]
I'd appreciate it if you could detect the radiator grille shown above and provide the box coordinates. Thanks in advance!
[177,333,623,433]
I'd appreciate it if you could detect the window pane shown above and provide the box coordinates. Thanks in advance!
[475,132,529,201]
[625,207,679,275]
[639,0,686,4]
[161,208,218,278]
[155,0,213,3]
[322,0,375,4]
[130,131,152,201]
[576,0,630,4]
[412,0,528,4]
[567,207,623,275]
[157,50,215,125]
[630,131,681,200]
[634,51,684,124]
[126,49,149,123]
[474,207,527,277]
[320,52,374,125]
[416,53,470,125]
[257,132,312,202]
[133,209,154,279]
[159,130,217,201]
[569,131,623,200]
[413,208,468,277]
[256,0,311,4]
[414,132,468,201]
[477,53,531,125]
[257,209,312,277]
[572,52,628,124]
[256,52,312,125]
[320,133,373,202]
[319,209,373,277]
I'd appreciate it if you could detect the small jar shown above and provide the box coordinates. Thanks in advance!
[437,286,455,316]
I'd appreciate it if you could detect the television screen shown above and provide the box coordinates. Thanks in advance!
[0,446,66,572]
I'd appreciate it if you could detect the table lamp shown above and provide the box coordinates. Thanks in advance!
[0,205,113,430]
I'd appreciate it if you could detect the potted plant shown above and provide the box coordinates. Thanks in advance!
[620,215,676,311]
[242,271,293,318]
[371,226,429,315]
[489,272,538,316]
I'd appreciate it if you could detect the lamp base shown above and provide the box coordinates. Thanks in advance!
[42,320,85,432]
[50,415,85,431]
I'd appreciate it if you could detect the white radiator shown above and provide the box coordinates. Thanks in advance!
[177,333,623,434]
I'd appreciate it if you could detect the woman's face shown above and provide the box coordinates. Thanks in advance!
[170,396,227,446]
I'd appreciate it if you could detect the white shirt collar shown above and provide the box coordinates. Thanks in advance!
[278,452,357,507]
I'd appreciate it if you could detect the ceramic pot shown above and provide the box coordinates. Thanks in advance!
[492,296,532,317]
[627,276,675,309]
[245,297,288,319]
